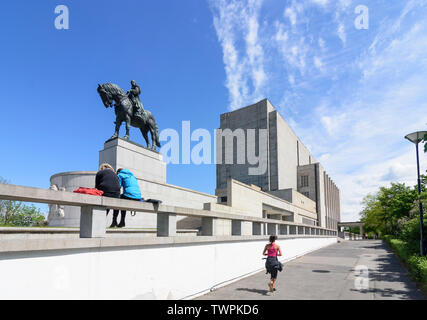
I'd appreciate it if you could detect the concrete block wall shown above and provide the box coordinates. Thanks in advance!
[273,110,298,191]
[49,172,99,227]
[99,138,166,184]
[323,172,340,230]
[216,99,272,191]
[0,236,337,299]
[226,179,317,224]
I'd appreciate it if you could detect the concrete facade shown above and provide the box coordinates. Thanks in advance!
[216,99,341,230]
[216,100,273,191]
[99,138,166,184]
[215,179,317,226]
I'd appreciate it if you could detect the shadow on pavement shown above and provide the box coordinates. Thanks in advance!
[360,244,384,250]
[350,242,425,300]
[312,270,331,273]
[236,288,270,296]
[349,287,419,298]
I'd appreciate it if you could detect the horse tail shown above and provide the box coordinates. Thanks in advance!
[153,121,161,148]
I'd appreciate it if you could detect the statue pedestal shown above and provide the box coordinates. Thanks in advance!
[99,138,166,184]
[50,137,216,229]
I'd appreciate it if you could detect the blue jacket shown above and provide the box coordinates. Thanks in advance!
[117,169,141,200]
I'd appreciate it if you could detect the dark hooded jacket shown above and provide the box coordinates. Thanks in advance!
[95,169,120,197]
[265,256,283,275]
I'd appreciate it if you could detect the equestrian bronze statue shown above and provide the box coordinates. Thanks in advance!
[97,81,161,150]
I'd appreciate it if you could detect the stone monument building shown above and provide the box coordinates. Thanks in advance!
[215,99,340,230]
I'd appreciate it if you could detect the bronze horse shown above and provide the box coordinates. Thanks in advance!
[97,83,161,150]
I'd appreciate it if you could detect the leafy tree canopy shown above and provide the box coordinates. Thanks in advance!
[0,177,46,227]
[360,179,424,237]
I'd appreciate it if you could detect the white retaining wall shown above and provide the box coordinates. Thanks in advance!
[0,236,337,300]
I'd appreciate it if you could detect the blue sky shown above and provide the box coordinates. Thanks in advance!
[0,0,426,222]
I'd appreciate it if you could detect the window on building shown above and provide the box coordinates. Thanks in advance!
[302,218,316,226]
[220,197,227,203]
[301,175,309,187]
[302,191,309,198]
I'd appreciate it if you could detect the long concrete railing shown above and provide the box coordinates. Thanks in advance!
[0,183,338,239]
[339,231,364,240]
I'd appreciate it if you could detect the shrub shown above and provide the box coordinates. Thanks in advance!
[389,238,410,260]
[383,235,427,292]
[407,255,427,283]
[399,213,427,255]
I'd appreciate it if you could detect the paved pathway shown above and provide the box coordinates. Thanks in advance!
[197,240,425,300]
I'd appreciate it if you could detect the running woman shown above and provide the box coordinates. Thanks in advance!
[263,235,283,292]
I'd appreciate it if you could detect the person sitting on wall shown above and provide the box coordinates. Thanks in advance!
[95,163,121,228]
[116,168,142,228]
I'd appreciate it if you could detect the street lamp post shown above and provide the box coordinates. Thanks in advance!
[405,131,427,256]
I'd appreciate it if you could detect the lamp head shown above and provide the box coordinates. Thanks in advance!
[405,131,427,144]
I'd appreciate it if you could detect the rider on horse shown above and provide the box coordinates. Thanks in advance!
[127,80,145,121]
[98,81,161,150]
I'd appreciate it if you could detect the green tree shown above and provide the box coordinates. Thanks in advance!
[359,182,418,237]
[360,193,386,236]
[0,176,9,213]
[0,177,46,227]
[418,172,427,204]
[400,213,427,254]
[4,204,45,226]
[379,183,417,235]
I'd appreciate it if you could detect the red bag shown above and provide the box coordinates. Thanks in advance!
[73,187,104,196]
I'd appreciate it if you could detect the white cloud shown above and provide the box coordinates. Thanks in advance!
[274,24,310,76]
[337,23,346,46]
[313,56,324,70]
[338,0,352,9]
[285,7,297,26]
[333,149,426,222]
[311,0,329,7]
[281,2,427,221]
[210,0,427,222]
[362,23,427,79]
[318,37,326,50]
[210,0,267,110]
[368,0,426,55]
